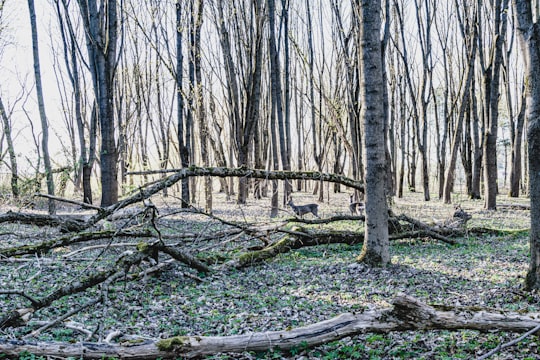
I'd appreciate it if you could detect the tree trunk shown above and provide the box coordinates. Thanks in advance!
[514,0,540,290]
[483,0,509,210]
[356,0,389,266]
[192,0,211,212]
[176,1,190,207]
[28,0,55,214]
[443,20,477,204]
[509,91,526,197]
[471,75,483,199]
[76,0,118,207]
[0,97,18,198]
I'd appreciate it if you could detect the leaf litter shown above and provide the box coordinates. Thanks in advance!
[0,191,537,359]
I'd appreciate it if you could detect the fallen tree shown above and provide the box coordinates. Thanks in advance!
[1,295,539,359]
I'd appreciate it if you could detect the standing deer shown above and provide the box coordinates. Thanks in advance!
[349,194,365,216]
[287,198,320,218]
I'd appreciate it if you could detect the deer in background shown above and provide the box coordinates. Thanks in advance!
[287,198,320,218]
[349,194,365,216]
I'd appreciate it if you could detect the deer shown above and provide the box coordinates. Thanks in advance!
[349,194,365,216]
[287,198,320,218]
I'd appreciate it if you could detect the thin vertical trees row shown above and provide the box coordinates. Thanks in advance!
[54,0,97,205]
[3,1,530,215]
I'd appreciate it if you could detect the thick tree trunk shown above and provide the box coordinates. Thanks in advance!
[514,0,540,290]
[356,0,389,266]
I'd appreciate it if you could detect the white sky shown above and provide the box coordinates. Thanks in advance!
[1,1,67,175]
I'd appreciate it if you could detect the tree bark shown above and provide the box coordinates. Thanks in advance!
[176,1,190,207]
[514,0,540,290]
[356,0,389,266]
[76,0,119,207]
[509,90,526,197]
[483,0,509,210]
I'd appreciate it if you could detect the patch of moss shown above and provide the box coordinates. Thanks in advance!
[156,336,190,351]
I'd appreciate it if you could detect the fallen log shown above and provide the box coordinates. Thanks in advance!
[0,211,87,232]
[0,229,154,257]
[2,295,540,359]
[236,226,362,268]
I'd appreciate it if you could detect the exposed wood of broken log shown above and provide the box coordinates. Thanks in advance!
[2,295,540,359]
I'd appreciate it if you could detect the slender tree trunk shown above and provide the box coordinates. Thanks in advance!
[0,97,18,198]
[471,75,483,199]
[443,10,478,204]
[509,90,526,197]
[28,0,55,214]
[176,1,190,207]
[281,0,292,200]
[193,0,211,212]
[483,0,509,210]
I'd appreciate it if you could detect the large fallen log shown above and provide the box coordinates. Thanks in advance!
[1,295,539,359]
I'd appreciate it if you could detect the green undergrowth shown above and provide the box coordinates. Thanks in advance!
[1,192,537,359]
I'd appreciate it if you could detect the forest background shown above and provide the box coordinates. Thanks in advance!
[1,0,540,358]
[0,0,526,211]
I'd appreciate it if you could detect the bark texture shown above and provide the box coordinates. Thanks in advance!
[357,0,389,266]
[514,0,540,290]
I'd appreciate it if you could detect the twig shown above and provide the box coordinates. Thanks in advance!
[0,290,40,307]
[35,193,104,211]
[23,297,102,339]
[63,243,140,258]
[476,323,540,360]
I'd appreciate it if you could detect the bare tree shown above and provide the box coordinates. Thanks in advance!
[443,2,478,204]
[213,0,264,204]
[480,0,509,210]
[27,0,55,214]
[0,97,18,198]
[508,88,526,197]
[75,0,120,206]
[54,0,97,204]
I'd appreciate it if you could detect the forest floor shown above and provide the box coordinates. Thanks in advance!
[0,189,537,359]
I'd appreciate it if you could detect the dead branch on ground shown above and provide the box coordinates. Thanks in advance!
[2,294,540,359]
